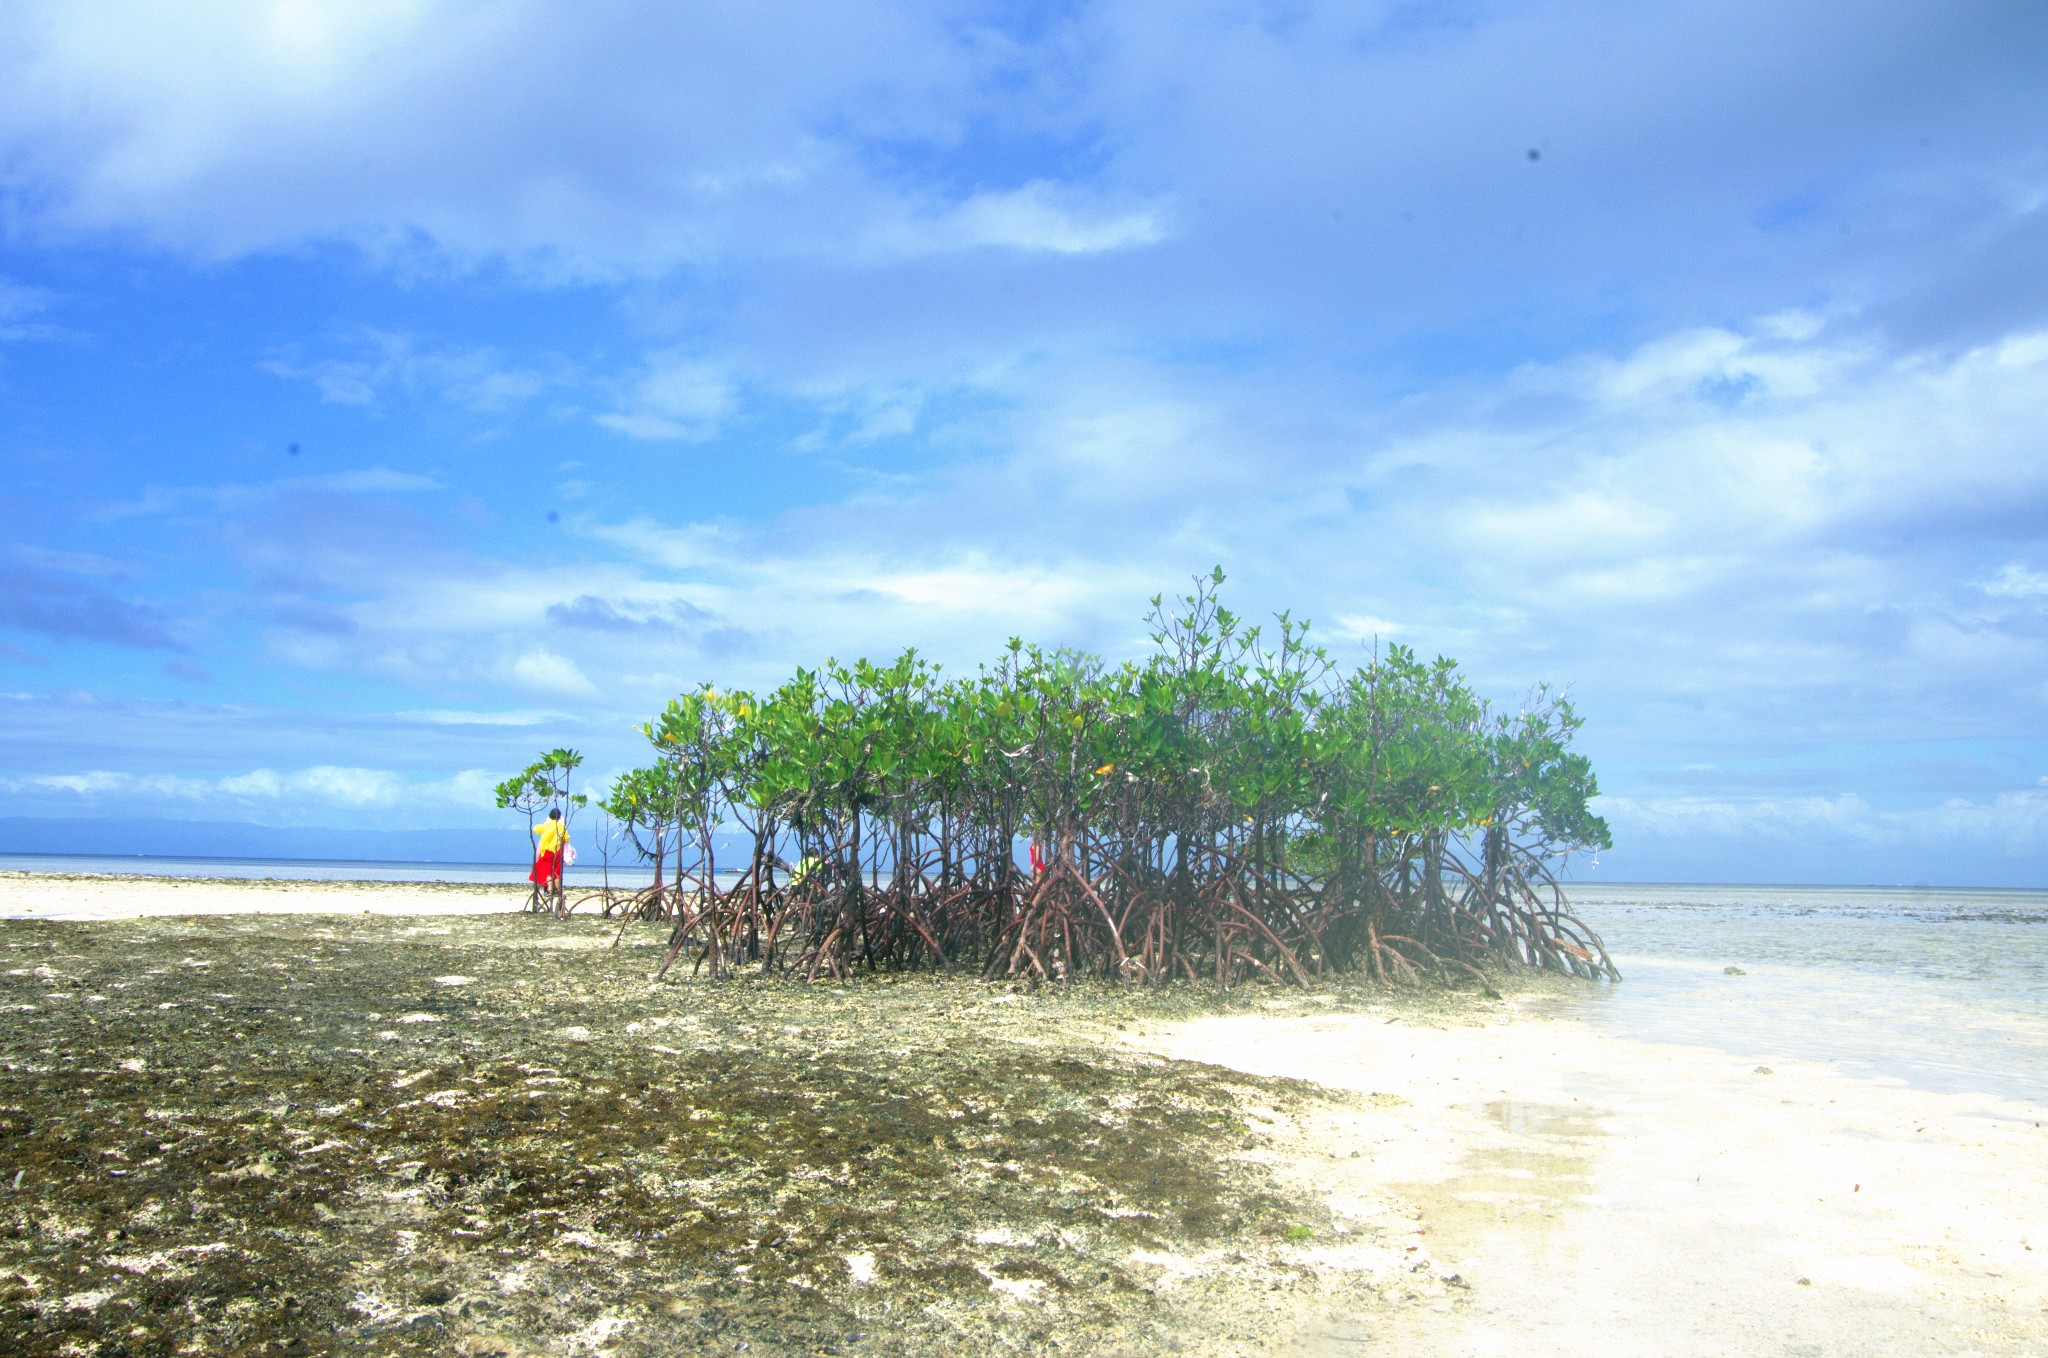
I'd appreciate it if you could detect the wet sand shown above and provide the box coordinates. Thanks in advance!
[1134,1002,2048,1356]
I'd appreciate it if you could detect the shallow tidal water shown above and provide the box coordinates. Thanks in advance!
[1559,883,2048,1105]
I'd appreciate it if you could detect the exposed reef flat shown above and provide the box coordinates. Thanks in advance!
[0,900,1427,1357]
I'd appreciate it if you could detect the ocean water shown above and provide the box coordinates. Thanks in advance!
[0,852,658,889]
[1558,883,2048,1106]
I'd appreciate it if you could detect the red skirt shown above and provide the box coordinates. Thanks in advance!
[529,849,561,885]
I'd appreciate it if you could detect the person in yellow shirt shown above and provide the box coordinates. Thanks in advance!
[530,808,569,894]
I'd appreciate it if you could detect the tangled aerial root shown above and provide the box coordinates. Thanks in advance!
[623,830,1615,989]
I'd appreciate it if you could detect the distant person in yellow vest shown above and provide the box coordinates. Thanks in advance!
[530,809,569,890]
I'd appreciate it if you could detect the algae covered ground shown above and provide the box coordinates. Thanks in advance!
[0,899,1413,1356]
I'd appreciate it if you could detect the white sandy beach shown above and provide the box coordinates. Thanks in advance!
[5,872,2043,1354]
[0,872,521,920]
[1134,1003,2048,1356]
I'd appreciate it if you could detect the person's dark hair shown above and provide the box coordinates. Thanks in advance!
[548,808,562,820]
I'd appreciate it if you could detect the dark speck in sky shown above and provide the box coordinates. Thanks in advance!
[1527,147,1542,161]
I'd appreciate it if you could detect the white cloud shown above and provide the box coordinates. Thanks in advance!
[0,0,2028,338]
[13,763,498,812]
[1333,614,1402,640]
[287,765,406,806]
[596,354,736,442]
[97,465,437,521]
[433,768,501,807]
[847,557,1100,614]
[1600,781,2048,856]
[216,768,281,798]
[214,311,2048,747]
[290,468,441,495]
[594,413,692,442]
[584,519,739,572]
[396,708,562,727]
[264,330,558,413]
[1984,563,2048,599]
[0,1,1118,274]
[507,649,598,697]
[31,771,213,799]
[906,182,1166,257]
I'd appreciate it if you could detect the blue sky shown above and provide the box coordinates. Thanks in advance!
[2,0,2047,882]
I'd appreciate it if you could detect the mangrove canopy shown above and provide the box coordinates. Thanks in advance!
[530,572,1617,988]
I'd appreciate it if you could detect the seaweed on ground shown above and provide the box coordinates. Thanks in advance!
[0,910,1380,1357]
